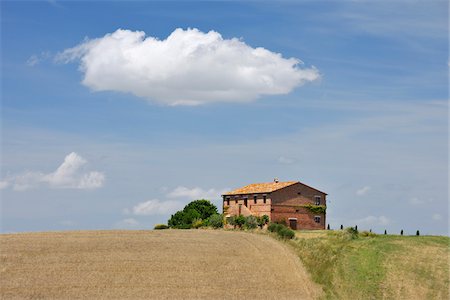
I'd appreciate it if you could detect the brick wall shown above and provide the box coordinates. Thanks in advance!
[270,183,326,230]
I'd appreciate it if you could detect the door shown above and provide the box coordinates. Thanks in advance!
[289,219,297,230]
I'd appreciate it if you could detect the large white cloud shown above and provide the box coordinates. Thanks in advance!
[128,186,227,216]
[1,152,104,191]
[57,28,320,105]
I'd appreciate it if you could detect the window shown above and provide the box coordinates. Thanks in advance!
[314,195,321,205]
[295,209,299,213]
[226,197,230,206]
[314,216,321,223]
[271,208,274,212]
[297,192,302,195]
[263,195,267,204]
[253,195,257,204]
[244,197,248,207]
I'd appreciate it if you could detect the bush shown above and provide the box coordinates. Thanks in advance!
[235,215,246,228]
[360,230,377,237]
[268,223,284,233]
[244,215,258,229]
[154,224,169,230]
[279,227,295,239]
[257,215,270,228]
[227,216,237,228]
[345,227,359,239]
[208,214,223,228]
[191,218,204,229]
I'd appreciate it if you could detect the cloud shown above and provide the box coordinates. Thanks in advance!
[355,215,390,226]
[56,28,320,106]
[128,185,227,216]
[26,51,51,66]
[1,152,104,191]
[166,186,227,200]
[132,199,184,216]
[356,186,371,196]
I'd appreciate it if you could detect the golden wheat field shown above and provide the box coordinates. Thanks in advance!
[0,229,321,299]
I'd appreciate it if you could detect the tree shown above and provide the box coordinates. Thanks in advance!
[183,200,218,220]
[167,199,218,229]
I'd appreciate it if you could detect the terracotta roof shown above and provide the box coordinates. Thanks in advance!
[223,181,298,195]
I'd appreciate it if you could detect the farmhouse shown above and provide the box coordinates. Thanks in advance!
[222,179,327,230]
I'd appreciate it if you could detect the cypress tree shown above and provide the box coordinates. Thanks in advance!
[384,229,387,235]
[416,230,420,236]
[400,230,403,235]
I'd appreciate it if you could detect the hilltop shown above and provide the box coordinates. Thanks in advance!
[0,230,321,299]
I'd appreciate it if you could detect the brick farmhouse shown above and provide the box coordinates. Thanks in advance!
[222,179,327,230]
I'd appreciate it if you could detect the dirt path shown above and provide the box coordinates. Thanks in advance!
[1,230,321,299]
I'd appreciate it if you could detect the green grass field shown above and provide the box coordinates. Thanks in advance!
[288,230,450,299]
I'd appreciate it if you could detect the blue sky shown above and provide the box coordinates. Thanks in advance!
[1,0,448,235]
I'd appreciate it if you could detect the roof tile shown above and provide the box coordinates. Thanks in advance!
[223,181,298,195]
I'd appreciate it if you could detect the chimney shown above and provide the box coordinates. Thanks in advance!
[274,178,279,183]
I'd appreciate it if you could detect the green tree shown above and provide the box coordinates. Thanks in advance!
[167,199,219,229]
[183,199,218,220]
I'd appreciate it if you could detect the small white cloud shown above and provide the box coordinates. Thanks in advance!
[432,213,442,221]
[167,186,227,200]
[278,156,295,164]
[57,28,320,106]
[1,152,104,191]
[355,215,390,226]
[356,186,371,196]
[132,199,184,216]
[26,51,51,66]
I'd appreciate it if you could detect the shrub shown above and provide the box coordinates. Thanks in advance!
[235,215,246,228]
[360,230,376,237]
[191,218,204,229]
[257,215,270,228]
[279,227,295,239]
[227,216,237,228]
[208,214,223,228]
[345,227,359,239]
[268,223,279,232]
[244,215,258,229]
[154,224,169,230]
[416,230,420,236]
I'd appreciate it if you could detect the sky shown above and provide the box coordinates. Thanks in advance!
[1,0,448,235]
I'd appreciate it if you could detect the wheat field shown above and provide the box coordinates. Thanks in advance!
[0,229,321,299]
